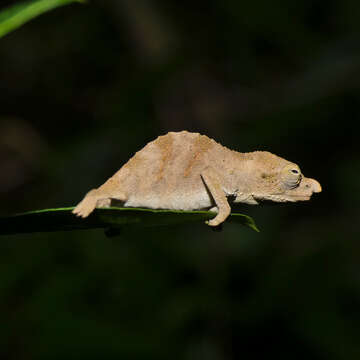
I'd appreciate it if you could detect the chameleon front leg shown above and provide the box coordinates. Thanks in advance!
[201,167,231,227]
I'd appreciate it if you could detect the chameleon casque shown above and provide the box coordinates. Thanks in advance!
[73,131,322,226]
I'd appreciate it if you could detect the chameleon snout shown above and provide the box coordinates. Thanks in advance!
[307,178,322,193]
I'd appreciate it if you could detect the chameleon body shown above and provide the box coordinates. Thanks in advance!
[73,131,321,226]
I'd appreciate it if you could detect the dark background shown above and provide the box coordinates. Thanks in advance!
[0,0,359,359]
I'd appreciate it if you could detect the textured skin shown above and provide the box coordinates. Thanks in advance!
[73,131,322,226]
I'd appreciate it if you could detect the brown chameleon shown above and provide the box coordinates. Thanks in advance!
[73,131,322,226]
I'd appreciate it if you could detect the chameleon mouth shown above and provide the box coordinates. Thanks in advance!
[261,189,316,202]
[288,195,311,201]
[277,194,312,202]
[255,194,311,202]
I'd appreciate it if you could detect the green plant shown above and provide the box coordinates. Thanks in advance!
[0,207,259,236]
[0,0,84,39]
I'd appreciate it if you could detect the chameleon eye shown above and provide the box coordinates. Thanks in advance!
[282,164,301,189]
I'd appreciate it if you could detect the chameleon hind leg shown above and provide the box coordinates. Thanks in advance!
[73,185,127,218]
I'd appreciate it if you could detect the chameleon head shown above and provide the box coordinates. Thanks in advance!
[274,163,322,202]
[247,152,322,203]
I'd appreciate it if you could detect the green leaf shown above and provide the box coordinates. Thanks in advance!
[0,0,85,39]
[0,207,259,236]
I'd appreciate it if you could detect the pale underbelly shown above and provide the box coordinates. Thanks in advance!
[123,190,213,210]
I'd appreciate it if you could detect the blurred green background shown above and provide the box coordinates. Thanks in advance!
[0,0,359,359]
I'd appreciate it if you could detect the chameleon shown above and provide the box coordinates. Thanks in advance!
[73,131,322,226]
